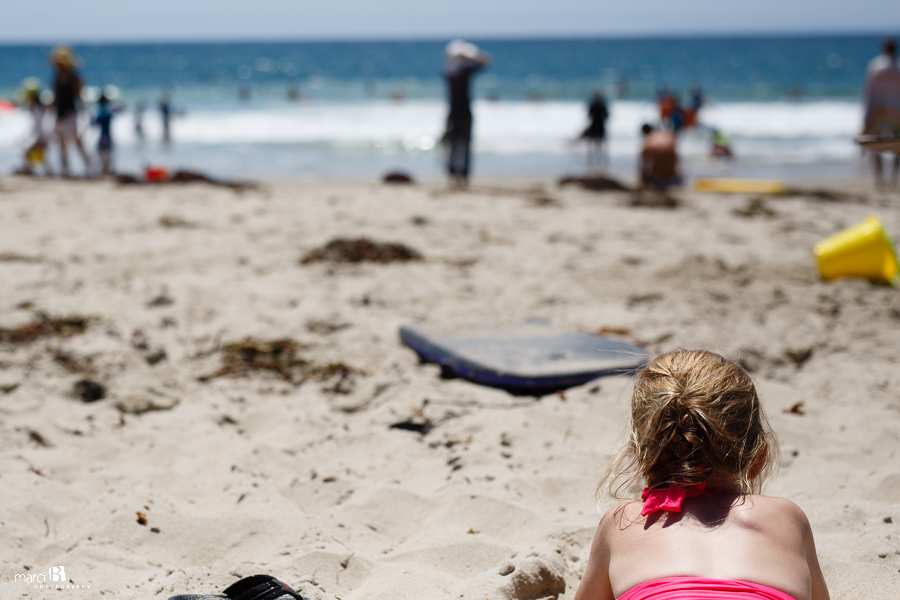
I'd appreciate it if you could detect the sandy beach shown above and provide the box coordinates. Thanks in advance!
[1,173,899,599]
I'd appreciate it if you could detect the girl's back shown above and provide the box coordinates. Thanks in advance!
[600,494,821,600]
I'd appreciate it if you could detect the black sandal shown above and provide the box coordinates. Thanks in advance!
[169,574,306,600]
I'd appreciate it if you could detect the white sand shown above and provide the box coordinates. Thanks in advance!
[0,175,898,599]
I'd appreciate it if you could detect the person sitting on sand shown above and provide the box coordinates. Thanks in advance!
[638,123,681,190]
[573,349,830,600]
[861,38,900,189]
[710,128,734,159]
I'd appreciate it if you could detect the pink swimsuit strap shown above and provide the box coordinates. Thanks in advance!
[640,482,711,516]
[618,577,798,600]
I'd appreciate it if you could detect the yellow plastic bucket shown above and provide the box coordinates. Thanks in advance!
[813,216,899,285]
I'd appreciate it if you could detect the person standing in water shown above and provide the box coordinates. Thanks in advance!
[49,45,91,176]
[133,100,146,142]
[580,90,610,168]
[442,39,491,187]
[92,93,119,175]
[159,91,172,144]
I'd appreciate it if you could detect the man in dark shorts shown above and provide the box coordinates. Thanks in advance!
[443,40,491,187]
[50,45,92,176]
[580,90,610,167]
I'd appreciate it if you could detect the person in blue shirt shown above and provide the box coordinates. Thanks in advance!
[92,93,117,175]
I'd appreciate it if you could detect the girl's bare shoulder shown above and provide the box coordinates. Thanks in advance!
[598,500,645,533]
[732,494,813,532]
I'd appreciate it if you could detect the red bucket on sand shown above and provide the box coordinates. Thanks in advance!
[144,166,169,182]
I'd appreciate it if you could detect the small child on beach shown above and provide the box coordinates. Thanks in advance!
[92,93,117,175]
[574,349,829,600]
[19,78,52,176]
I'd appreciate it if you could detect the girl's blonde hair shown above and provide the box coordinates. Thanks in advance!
[598,349,778,500]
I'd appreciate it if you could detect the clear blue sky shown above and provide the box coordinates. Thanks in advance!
[3,0,899,43]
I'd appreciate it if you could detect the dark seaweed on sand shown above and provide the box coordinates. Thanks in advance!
[300,237,423,265]
[198,338,308,382]
[198,338,361,384]
[558,174,631,192]
[0,252,43,263]
[0,313,90,344]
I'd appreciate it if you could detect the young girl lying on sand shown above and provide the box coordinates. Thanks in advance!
[574,349,830,600]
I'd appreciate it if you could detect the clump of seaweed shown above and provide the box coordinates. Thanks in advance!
[0,252,42,263]
[300,237,423,265]
[158,215,197,229]
[733,197,777,219]
[558,174,631,192]
[198,338,362,385]
[0,313,90,344]
[199,338,307,382]
[53,349,94,374]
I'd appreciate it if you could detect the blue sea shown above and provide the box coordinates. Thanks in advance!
[0,35,890,181]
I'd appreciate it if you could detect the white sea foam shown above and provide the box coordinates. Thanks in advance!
[0,98,868,178]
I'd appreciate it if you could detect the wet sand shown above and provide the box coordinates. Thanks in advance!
[0,174,898,599]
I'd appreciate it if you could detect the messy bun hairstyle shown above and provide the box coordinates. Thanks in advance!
[599,349,778,500]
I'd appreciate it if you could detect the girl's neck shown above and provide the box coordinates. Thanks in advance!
[701,474,743,495]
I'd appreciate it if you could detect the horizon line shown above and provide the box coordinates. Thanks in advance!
[0,27,896,47]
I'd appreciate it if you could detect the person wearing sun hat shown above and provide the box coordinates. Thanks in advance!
[442,39,491,187]
[50,44,92,176]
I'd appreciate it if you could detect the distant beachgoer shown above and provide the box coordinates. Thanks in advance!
[580,91,610,167]
[669,93,686,132]
[657,87,676,128]
[442,39,491,187]
[160,91,173,143]
[92,94,118,175]
[134,100,146,141]
[861,37,900,189]
[684,85,704,128]
[710,129,734,159]
[639,123,681,190]
[50,45,91,176]
[17,78,52,176]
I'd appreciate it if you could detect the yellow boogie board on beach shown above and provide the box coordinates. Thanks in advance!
[694,178,786,194]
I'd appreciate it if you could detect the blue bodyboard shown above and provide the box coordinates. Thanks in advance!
[400,321,648,395]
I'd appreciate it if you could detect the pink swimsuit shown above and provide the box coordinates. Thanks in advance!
[622,486,799,600]
[618,577,798,600]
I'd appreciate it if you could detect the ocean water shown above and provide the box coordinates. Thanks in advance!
[0,35,888,181]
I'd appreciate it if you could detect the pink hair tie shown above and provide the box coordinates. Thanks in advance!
[640,482,708,516]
